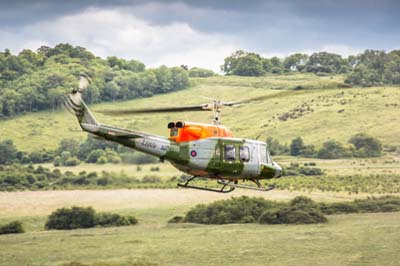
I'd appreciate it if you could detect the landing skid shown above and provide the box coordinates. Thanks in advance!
[177,176,275,193]
[177,176,235,193]
[218,179,275,192]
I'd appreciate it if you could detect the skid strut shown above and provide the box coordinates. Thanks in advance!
[218,179,275,192]
[177,176,235,193]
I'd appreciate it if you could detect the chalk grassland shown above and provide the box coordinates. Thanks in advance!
[1,73,399,152]
[0,189,400,266]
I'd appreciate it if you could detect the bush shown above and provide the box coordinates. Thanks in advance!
[320,202,359,215]
[45,206,96,230]
[189,67,215,78]
[141,176,162,183]
[85,149,106,163]
[64,157,80,166]
[274,208,327,224]
[168,216,184,223]
[95,213,135,227]
[46,206,138,230]
[319,196,400,215]
[183,196,284,224]
[96,156,108,164]
[298,167,324,176]
[53,156,61,166]
[259,196,327,224]
[0,221,25,235]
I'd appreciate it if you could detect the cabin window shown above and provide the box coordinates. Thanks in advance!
[239,146,250,162]
[170,128,179,137]
[224,145,236,161]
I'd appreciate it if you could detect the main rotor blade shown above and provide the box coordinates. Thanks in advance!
[222,90,293,106]
[97,104,211,115]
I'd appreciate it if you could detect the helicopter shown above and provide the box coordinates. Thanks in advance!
[64,77,282,193]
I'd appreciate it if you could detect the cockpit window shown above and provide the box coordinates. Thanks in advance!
[170,128,179,137]
[224,145,236,161]
[239,146,250,162]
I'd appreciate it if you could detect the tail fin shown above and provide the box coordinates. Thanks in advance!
[64,76,99,132]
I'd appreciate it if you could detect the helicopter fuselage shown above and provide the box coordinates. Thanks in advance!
[93,124,281,180]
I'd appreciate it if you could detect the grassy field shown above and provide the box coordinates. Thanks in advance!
[0,189,399,266]
[1,73,399,152]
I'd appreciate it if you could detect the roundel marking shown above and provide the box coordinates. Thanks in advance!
[190,150,197,157]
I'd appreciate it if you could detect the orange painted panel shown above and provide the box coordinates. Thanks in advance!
[169,121,233,142]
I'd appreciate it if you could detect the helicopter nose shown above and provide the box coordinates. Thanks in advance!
[273,162,282,178]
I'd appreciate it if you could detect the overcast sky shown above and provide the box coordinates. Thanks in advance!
[1,0,399,71]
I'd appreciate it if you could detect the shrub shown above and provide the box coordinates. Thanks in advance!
[150,166,160,172]
[290,196,319,210]
[319,202,358,214]
[95,213,130,226]
[259,197,327,224]
[298,167,324,176]
[319,196,400,215]
[183,196,284,224]
[141,176,162,183]
[189,67,215,78]
[85,149,106,163]
[168,216,184,223]
[127,216,138,225]
[0,221,25,235]
[45,206,96,230]
[46,206,138,230]
[258,210,279,224]
[53,156,61,167]
[274,208,327,224]
[96,156,108,164]
[64,157,80,166]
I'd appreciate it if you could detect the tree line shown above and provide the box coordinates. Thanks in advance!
[221,49,400,86]
[0,136,158,166]
[267,133,382,159]
[0,43,191,117]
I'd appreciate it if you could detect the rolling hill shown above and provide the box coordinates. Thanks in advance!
[1,73,399,152]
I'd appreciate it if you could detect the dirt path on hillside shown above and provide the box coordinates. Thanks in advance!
[0,189,382,218]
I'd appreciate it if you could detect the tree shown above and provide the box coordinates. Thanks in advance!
[284,53,309,71]
[317,140,350,159]
[305,52,349,74]
[0,139,18,164]
[267,137,288,155]
[345,64,382,86]
[348,133,382,157]
[221,50,265,76]
[290,137,305,156]
[58,138,80,157]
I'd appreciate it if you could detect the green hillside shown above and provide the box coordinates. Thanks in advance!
[1,73,399,152]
